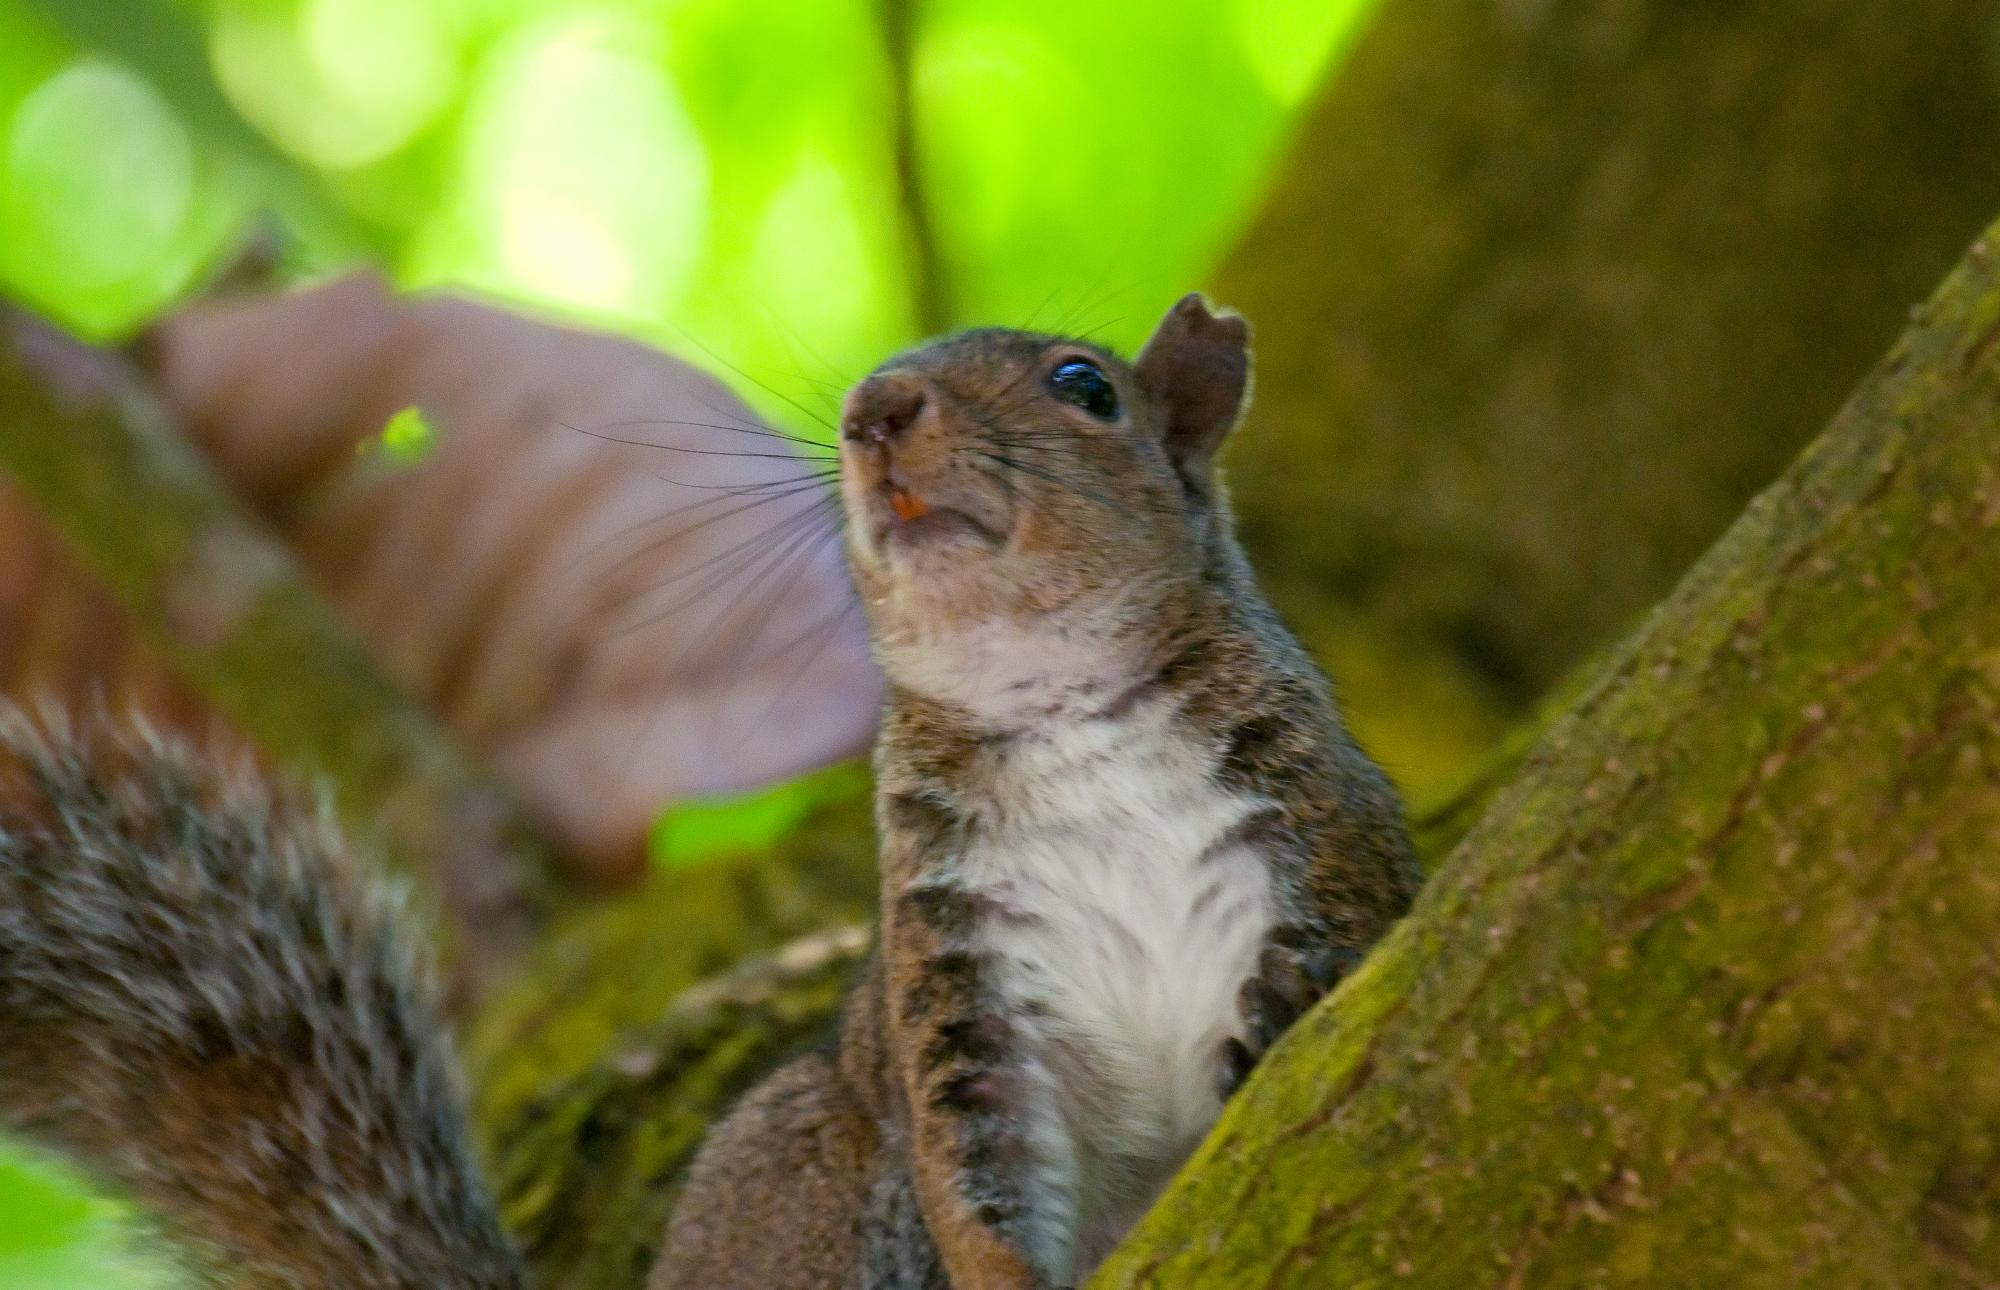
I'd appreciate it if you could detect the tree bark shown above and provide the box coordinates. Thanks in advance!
[479,923,869,1286]
[1218,1,2000,791]
[465,785,878,1285]
[1090,219,2000,1287]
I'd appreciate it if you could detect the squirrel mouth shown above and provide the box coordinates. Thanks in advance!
[874,480,999,550]
[887,484,930,522]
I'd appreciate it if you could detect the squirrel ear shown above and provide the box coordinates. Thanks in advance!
[1134,292,1252,469]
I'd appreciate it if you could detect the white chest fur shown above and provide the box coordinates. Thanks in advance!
[949,699,1278,1269]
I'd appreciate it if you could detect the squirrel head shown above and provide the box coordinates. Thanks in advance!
[838,293,1254,722]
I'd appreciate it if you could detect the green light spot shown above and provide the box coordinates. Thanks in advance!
[0,1139,180,1288]
[913,20,1083,253]
[1238,0,1377,104]
[651,761,866,870]
[750,149,902,367]
[210,0,457,169]
[407,15,708,321]
[365,405,439,464]
[1,59,195,333]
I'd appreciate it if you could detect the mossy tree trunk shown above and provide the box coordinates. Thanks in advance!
[1220,0,2000,789]
[1090,218,2000,1288]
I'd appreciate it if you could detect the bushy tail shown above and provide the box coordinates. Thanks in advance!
[0,711,526,1289]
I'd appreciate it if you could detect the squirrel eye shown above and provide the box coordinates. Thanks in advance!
[1048,359,1120,421]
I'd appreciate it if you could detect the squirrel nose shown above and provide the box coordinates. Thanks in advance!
[842,372,926,447]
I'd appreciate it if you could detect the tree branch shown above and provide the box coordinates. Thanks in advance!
[1094,218,2000,1285]
[0,305,559,982]
[878,0,951,336]
[466,780,877,1286]
[1213,1,2000,789]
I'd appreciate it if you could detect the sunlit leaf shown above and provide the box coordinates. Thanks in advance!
[907,0,1377,354]
[362,404,440,463]
[652,760,867,869]
[0,1141,180,1290]
[22,0,382,250]
[2,61,199,328]
[404,12,709,322]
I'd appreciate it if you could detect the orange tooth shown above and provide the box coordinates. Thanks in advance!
[889,485,930,521]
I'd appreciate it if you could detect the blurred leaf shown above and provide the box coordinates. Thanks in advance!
[651,759,867,869]
[23,0,387,249]
[910,0,1376,353]
[6,0,1367,419]
[70,273,882,881]
[24,0,262,158]
[404,12,710,322]
[0,4,67,90]
[364,404,441,464]
[0,1141,179,1289]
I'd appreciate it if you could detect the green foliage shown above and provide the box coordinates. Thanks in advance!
[363,404,441,464]
[1,0,1376,388]
[913,0,1370,343]
[0,1144,178,1288]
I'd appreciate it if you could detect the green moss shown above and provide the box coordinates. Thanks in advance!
[479,929,868,1288]
[1092,216,2000,1287]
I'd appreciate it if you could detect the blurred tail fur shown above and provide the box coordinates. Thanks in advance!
[0,709,525,1289]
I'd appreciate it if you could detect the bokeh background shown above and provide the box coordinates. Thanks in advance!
[6,1,2000,1284]
[2,0,1362,360]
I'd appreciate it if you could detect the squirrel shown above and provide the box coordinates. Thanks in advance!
[652,294,1419,1288]
[0,294,1418,1289]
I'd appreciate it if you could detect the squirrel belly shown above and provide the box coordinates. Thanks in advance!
[906,688,1281,1275]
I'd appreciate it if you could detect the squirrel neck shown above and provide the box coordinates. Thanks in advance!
[877,548,1329,770]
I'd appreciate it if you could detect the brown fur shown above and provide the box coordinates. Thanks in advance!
[0,711,524,1290]
[653,295,1420,1288]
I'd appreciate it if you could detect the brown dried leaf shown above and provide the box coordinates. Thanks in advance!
[3,274,880,882]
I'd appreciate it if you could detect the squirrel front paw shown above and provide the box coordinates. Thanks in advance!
[1220,939,1363,1097]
